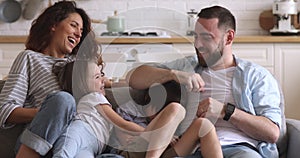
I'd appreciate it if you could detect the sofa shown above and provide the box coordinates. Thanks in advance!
[1,79,300,158]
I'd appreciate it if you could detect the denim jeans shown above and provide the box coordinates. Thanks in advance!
[185,144,262,158]
[96,154,124,158]
[17,91,76,156]
[52,119,101,158]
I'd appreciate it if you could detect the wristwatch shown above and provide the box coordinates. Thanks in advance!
[223,103,235,121]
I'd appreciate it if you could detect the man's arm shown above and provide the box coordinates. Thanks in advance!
[126,65,205,92]
[231,69,282,143]
[198,97,280,143]
[230,108,280,143]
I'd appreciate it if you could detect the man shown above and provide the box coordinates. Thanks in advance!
[126,5,282,158]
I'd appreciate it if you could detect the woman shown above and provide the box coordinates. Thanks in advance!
[0,1,96,157]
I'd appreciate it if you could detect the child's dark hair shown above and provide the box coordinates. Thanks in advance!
[132,80,186,109]
[55,52,105,100]
[58,61,74,95]
[126,80,186,119]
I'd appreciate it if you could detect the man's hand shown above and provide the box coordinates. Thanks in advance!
[197,97,225,123]
[171,70,205,92]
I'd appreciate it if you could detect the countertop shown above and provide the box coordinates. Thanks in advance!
[1,35,300,44]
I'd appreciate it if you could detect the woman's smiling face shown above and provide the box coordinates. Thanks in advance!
[49,13,83,57]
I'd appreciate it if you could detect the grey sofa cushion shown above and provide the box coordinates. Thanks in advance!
[286,119,300,158]
[277,86,288,158]
[0,80,24,157]
[0,124,24,158]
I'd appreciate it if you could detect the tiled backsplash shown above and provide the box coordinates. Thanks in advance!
[0,0,293,36]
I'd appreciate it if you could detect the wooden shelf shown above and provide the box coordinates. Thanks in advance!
[1,35,300,44]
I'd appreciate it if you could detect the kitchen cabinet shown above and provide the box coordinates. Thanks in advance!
[101,43,175,70]
[102,43,174,61]
[0,36,300,119]
[274,44,300,120]
[172,43,195,54]
[0,44,25,79]
[232,43,274,74]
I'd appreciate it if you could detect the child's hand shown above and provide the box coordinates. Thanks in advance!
[104,77,112,88]
[169,135,179,147]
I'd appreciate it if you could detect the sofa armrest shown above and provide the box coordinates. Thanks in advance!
[286,118,300,158]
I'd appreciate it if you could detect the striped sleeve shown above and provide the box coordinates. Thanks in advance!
[0,50,64,129]
[0,51,30,128]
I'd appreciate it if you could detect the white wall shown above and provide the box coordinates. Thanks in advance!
[0,0,285,36]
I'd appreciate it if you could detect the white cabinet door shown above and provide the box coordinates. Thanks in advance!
[275,44,300,120]
[102,44,174,61]
[232,43,274,74]
[172,43,195,55]
[0,44,25,79]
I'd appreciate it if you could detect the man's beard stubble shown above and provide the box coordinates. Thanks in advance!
[195,41,224,68]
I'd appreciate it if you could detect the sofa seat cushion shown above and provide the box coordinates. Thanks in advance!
[0,124,24,158]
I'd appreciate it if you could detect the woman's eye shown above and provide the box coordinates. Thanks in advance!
[70,23,77,28]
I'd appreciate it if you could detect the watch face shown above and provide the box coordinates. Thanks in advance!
[227,103,235,112]
[223,103,235,121]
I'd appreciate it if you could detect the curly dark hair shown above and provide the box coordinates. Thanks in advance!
[25,1,96,56]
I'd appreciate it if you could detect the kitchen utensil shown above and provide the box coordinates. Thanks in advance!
[292,14,300,29]
[186,9,198,36]
[259,10,275,31]
[22,0,43,20]
[92,10,125,33]
[107,11,125,32]
[270,0,300,35]
[0,0,22,23]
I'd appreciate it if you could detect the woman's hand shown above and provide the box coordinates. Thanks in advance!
[6,106,40,124]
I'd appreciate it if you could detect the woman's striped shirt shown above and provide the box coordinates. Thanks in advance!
[0,50,68,128]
